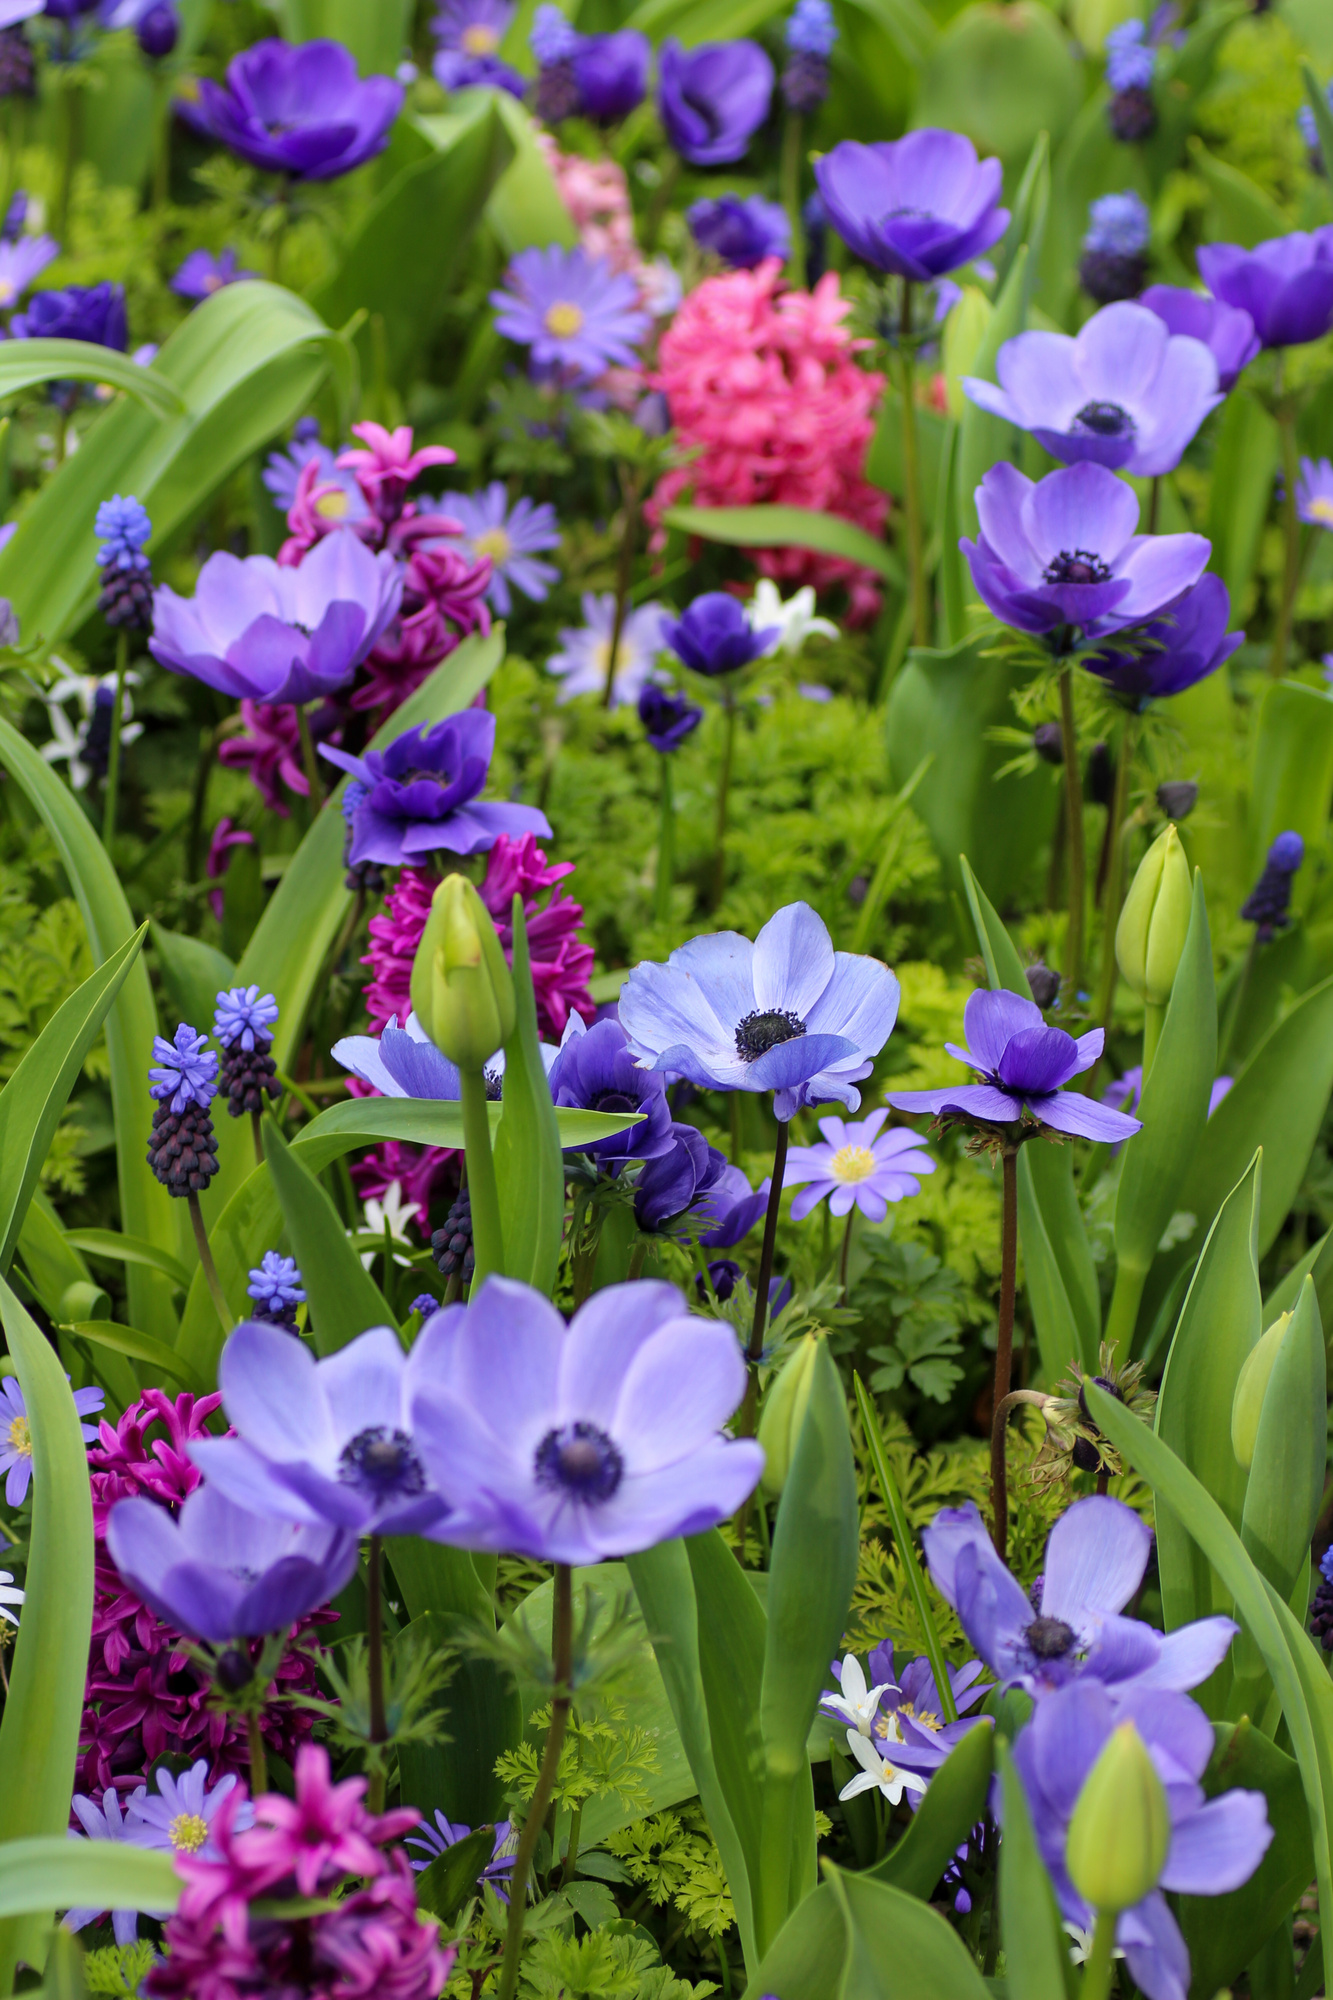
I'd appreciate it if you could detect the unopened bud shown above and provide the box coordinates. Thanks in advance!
[1025,963,1061,1010]
[757,1335,820,1497]
[1066,1723,1170,1914]
[215,1647,255,1693]
[1116,824,1192,1005]
[410,874,515,1073]
[1156,780,1198,822]
[1032,722,1064,765]
[1231,1311,1290,1471]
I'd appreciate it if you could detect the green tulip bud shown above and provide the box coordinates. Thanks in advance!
[757,1335,820,1497]
[1066,1723,1170,1915]
[1116,825,1193,1005]
[1231,1311,1291,1472]
[410,873,515,1073]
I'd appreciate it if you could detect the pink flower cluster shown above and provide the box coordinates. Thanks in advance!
[145,1745,452,2000]
[80,1391,329,1798]
[647,258,889,624]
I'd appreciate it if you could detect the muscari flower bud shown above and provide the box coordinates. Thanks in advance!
[1116,823,1192,1006]
[411,874,516,1073]
[1231,1310,1290,1471]
[1066,1722,1170,1914]
[758,1333,820,1498]
[1156,779,1198,822]
[1241,831,1303,943]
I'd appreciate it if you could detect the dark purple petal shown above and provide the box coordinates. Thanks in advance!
[996,1023,1081,1095]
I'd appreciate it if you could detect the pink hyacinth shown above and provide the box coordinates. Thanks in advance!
[337,422,458,524]
[647,258,888,624]
[205,819,255,922]
[348,540,493,719]
[538,132,642,278]
[219,699,334,816]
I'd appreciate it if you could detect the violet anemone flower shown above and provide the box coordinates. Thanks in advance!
[0,231,55,307]
[1082,573,1242,706]
[862,1642,992,1779]
[639,683,702,751]
[490,245,649,381]
[319,709,550,867]
[125,1760,252,1863]
[1298,457,1333,531]
[1014,1679,1272,2000]
[406,1811,516,1901]
[663,591,780,677]
[922,1495,1236,1698]
[575,30,650,120]
[0,1374,102,1505]
[66,1789,165,1947]
[814,132,1009,281]
[886,987,1142,1142]
[106,1480,359,1643]
[691,1159,769,1248]
[410,1277,764,1564]
[962,303,1221,478]
[619,900,901,1120]
[547,593,668,705]
[633,1122,726,1233]
[960,461,1211,642]
[436,482,559,616]
[688,194,790,270]
[189,1321,452,1537]
[547,1014,675,1170]
[432,0,525,94]
[657,38,774,167]
[1138,284,1259,393]
[334,1012,463,1101]
[785,1107,935,1221]
[177,39,404,182]
[1197,228,1333,350]
[149,530,403,705]
[10,279,126,347]
[170,247,256,300]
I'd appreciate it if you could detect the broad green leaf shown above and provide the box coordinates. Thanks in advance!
[916,8,1080,171]
[0,1836,178,1923]
[995,1738,1069,2000]
[622,0,784,44]
[65,1320,204,1395]
[1206,392,1280,609]
[0,1278,97,1991]
[1304,61,1333,180]
[149,924,236,1049]
[866,392,951,530]
[485,91,578,253]
[750,1859,992,2000]
[1240,1276,1325,1611]
[15,1197,142,1415]
[263,1120,393,1357]
[1262,1222,1333,1329]
[994,132,1051,308]
[1247,680,1333,908]
[663,504,902,586]
[62,1230,192,1292]
[267,0,412,71]
[412,1827,496,1924]
[841,0,937,63]
[956,248,1030,541]
[869,1721,994,1901]
[0,927,145,1277]
[0,341,182,417]
[1191,136,1289,247]
[493,902,564,1296]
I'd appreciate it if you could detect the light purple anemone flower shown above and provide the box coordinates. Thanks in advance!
[0,1374,103,1507]
[335,1011,463,1101]
[1297,457,1333,531]
[66,1788,166,1947]
[170,247,257,301]
[814,131,1009,281]
[962,303,1221,478]
[410,1276,764,1565]
[1138,284,1260,393]
[784,1107,935,1221]
[1014,1679,1272,2000]
[125,1759,253,1863]
[619,901,901,1122]
[546,593,668,706]
[189,1321,452,1538]
[961,461,1211,643]
[0,232,57,309]
[922,1495,1237,1700]
[886,988,1142,1143]
[320,709,551,867]
[490,245,649,382]
[150,530,402,706]
[1197,228,1333,350]
[437,482,560,617]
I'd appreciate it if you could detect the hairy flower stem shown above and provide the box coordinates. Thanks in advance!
[1081,1910,1119,2000]
[102,630,129,850]
[655,753,675,923]
[602,472,642,708]
[1058,667,1086,1000]
[366,1533,387,1814]
[839,1210,855,1302]
[898,281,930,650]
[246,1712,268,1798]
[989,1150,1019,1562]
[990,1389,1050,1566]
[188,1193,233,1335]
[1269,380,1301,679]
[460,1068,504,1291]
[748,1120,789,1369]
[496,1563,573,2000]
[1094,714,1138,1043]
[297,704,324,811]
[712,690,737,909]
[781,113,806,288]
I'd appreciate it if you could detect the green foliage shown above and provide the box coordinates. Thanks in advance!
[606,1805,736,1939]
[517,1926,717,2000]
[83,1943,158,1997]
[858,1237,966,1403]
[496,1700,664,1822]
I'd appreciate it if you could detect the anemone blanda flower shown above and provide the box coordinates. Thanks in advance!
[490,245,649,381]
[1298,457,1333,531]
[0,1374,102,1506]
[66,1787,166,1947]
[432,0,525,94]
[0,230,55,306]
[815,131,1008,281]
[405,1811,516,1901]
[176,38,403,182]
[856,1640,992,1779]
[436,482,560,617]
[657,38,774,167]
[1197,227,1333,350]
[1138,284,1259,393]
[546,592,668,706]
[126,1760,252,1863]
[170,247,256,301]
[784,1108,934,1221]
[319,709,550,867]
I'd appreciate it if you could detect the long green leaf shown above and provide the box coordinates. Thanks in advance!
[749,1860,991,2000]
[485,91,578,253]
[853,1374,956,1723]
[956,247,1028,542]
[65,1320,204,1394]
[493,901,563,1295]
[1239,1277,1325,1613]
[149,924,236,1050]
[663,504,902,585]
[1248,680,1333,905]
[263,1120,393,1357]
[0,1838,178,1923]
[1190,137,1289,247]
[868,1721,994,1900]
[1304,62,1333,181]
[0,341,182,417]
[62,1231,191,1291]
[1206,392,1279,609]
[15,1196,140,1413]
[995,1738,1068,2000]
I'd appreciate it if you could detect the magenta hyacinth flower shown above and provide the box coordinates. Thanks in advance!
[1297,456,1333,530]
[436,482,560,617]
[887,988,1142,1142]
[1197,228,1333,350]
[0,1374,102,1506]
[784,1107,935,1222]
[1082,573,1243,706]
[1138,284,1260,392]
[490,245,649,381]
[150,530,402,705]
[170,246,256,300]
[177,39,403,182]
[814,131,1009,281]
[409,1277,764,1565]
[961,461,1211,642]
[962,303,1221,478]
[688,193,791,270]
[657,38,774,167]
[319,708,550,866]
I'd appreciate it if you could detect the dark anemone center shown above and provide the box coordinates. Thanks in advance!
[590,1087,639,1115]
[1042,548,1113,587]
[405,766,455,788]
[735,1009,806,1062]
[338,1425,426,1499]
[1025,1615,1077,1661]
[534,1420,624,1503]
[1077,1373,1123,1426]
[1073,399,1134,438]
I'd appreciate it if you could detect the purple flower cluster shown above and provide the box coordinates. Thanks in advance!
[178,39,403,182]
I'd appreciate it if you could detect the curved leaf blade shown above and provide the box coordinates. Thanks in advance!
[663,503,902,585]
[493,901,564,1295]
[868,1721,994,1901]
[0,1838,179,1923]
[0,341,183,416]
[264,1120,392,1357]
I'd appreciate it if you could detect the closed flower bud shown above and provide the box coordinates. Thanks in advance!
[1116,824,1192,1005]
[1066,1723,1170,1914]
[1231,1311,1290,1471]
[410,873,515,1073]
[758,1334,820,1497]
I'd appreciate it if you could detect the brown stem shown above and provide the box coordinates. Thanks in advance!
[496,1564,573,2000]
[989,1150,1020,1563]
[747,1121,789,1368]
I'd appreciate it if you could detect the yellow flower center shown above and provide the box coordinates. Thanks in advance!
[1309,496,1333,528]
[168,1812,210,1853]
[544,301,585,339]
[462,23,499,52]
[6,1415,30,1459]
[829,1144,877,1184]
[471,526,513,564]
[897,1703,942,1732]
[0,281,14,308]
[315,488,351,520]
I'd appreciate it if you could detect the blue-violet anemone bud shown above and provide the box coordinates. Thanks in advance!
[638,682,703,751]
[663,591,779,677]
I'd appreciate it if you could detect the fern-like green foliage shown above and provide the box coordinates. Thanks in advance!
[495,1699,663,1819]
[517,1925,718,2000]
[84,1940,159,1996]
[605,1804,736,1940]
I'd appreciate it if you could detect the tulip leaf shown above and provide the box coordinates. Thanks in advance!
[995,1737,1070,2000]
[65,1320,205,1395]
[263,1119,394,1358]
[869,1720,995,1901]
[149,923,236,1051]
[1262,1221,1333,1330]
[18,1198,140,1411]
[0,339,183,416]
[267,0,414,76]
[412,1826,497,1925]
[1239,1276,1325,1614]
[493,901,564,1297]
[956,246,1029,544]
[841,0,938,65]
[1247,680,1333,906]
[748,1859,992,2000]
[663,504,903,586]
[0,1835,179,1924]
[1304,61,1333,182]
[1206,392,1280,611]
[485,91,578,252]
[61,1230,193,1292]
[1190,137,1289,249]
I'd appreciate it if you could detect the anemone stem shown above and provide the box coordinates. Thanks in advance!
[1093,711,1138,1048]
[366,1533,386,1812]
[838,1209,855,1303]
[655,751,675,924]
[989,1149,1019,1564]
[246,1712,268,1798]
[747,1120,789,1368]
[1058,667,1086,999]
[298,704,324,811]
[602,471,642,708]
[898,281,930,650]
[712,689,737,909]
[496,1563,573,2000]
[1269,375,1301,679]
[781,112,806,289]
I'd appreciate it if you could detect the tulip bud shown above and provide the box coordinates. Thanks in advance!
[1066,1723,1170,1915]
[1231,1311,1291,1471]
[1116,824,1193,1005]
[758,1335,820,1497]
[410,874,515,1073]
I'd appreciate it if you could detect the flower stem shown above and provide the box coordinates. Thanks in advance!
[297,704,324,811]
[780,112,805,289]
[460,1068,504,1290]
[102,629,129,850]
[251,1108,264,1166]
[1142,998,1167,1081]
[747,1120,789,1368]
[655,752,675,924]
[1269,378,1301,679]
[838,1209,855,1303]
[187,1192,233,1336]
[1080,1910,1119,2000]
[1094,713,1137,1039]
[1059,667,1086,1000]
[366,1532,386,1814]
[712,690,737,909]
[246,1712,268,1798]
[1218,934,1257,1072]
[899,280,930,650]
[1104,1256,1148,1357]
[989,1149,1019,1563]
[496,1563,573,2000]
[602,472,641,708]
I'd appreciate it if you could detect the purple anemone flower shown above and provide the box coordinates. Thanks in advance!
[922,1496,1236,1699]
[814,132,1009,281]
[490,245,649,382]
[657,38,774,167]
[619,900,901,1121]
[960,461,1211,642]
[170,247,256,301]
[692,1160,769,1248]
[149,530,402,706]
[319,709,550,867]
[106,1480,360,1643]
[886,987,1142,1142]
[547,1014,676,1169]
[639,683,702,752]
[1297,456,1333,531]
[962,303,1221,478]
[0,1374,102,1506]
[1138,284,1259,393]
[436,482,559,617]
[10,279,126,348]
[125,1760,251,1864]
[633,1122,725,1234]
[784,1107,935,1222]
[432,0,525,94]
[177,39,403,182]
[406,1811,516,1901]
[335,1012,464,1101]
[1082,573,1242,707]
[190,1320,452,1537]
[688,194,790,271]
[1197,228,1333,350]
[409,1277,764,1564]
[0,231,55,308]
[663,591,779,677]
[575,30,650,120]
[1014,1679,1272,2000]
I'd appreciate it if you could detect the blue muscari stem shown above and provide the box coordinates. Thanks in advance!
[459,1066,504,1290]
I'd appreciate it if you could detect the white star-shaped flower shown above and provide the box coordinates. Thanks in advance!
[358,1182,416,1269]
[746,580,839,657]
[838,1728,927,1808]
[0,1569,23,1627]
[824,1652,895,1737]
